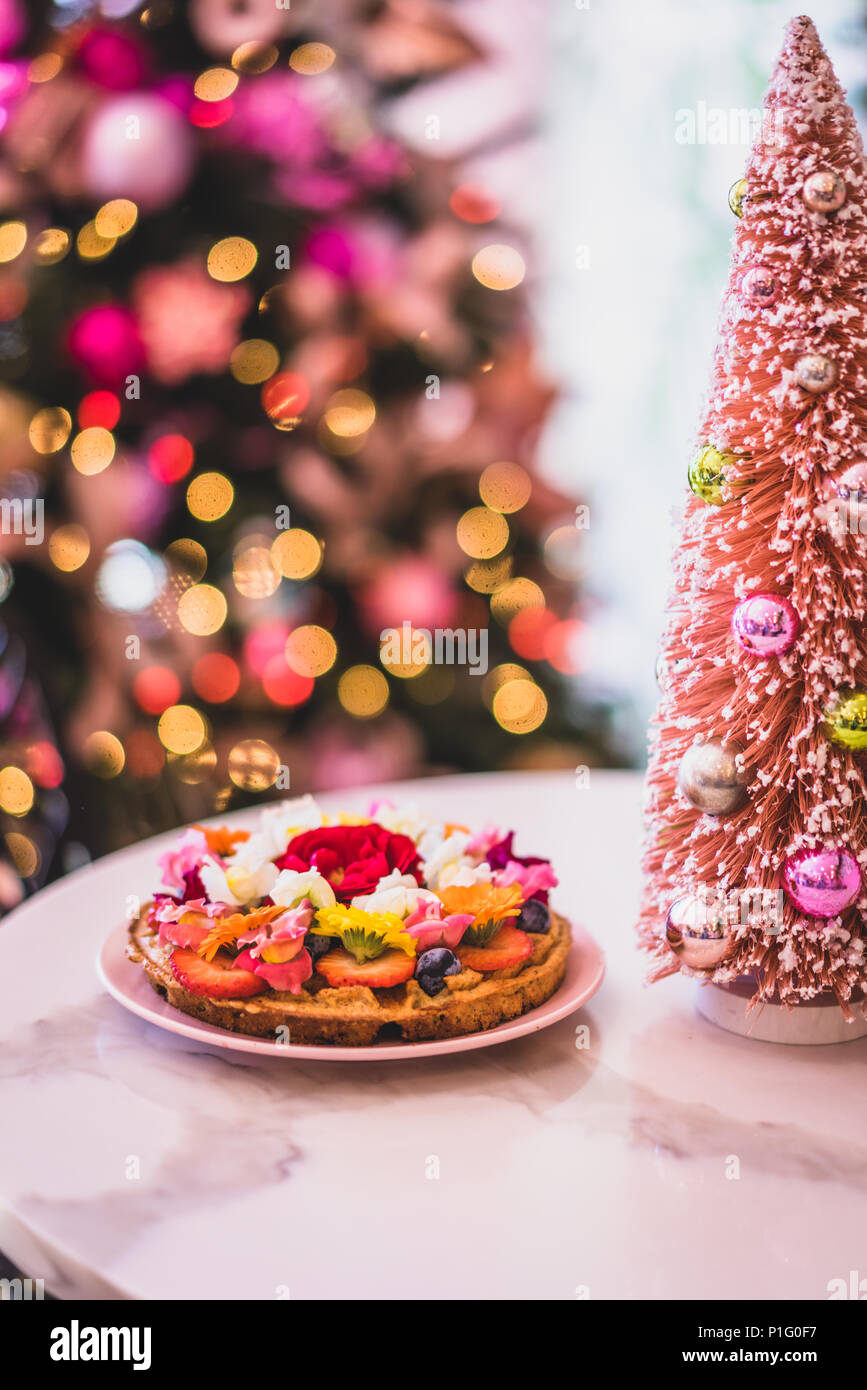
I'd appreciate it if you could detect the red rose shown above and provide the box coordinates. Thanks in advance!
[275,822,422,902]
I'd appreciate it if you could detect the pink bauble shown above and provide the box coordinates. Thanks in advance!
[67,304,144,387]
[739,264,779,307]
[82,94,193,212]
[731,593,799,657]
[783,847,861,918]
[78,28,148,91]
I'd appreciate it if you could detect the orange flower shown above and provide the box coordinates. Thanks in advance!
[194,824,251,857]
[436,882,523,928]
[198,903,284,961]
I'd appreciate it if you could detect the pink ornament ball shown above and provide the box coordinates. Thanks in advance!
[783,846,861,918]
[67,304,144,387]
[78,28,149,91]
[739,264,779,307]
[82,94,193,212]
[731,593,799,658]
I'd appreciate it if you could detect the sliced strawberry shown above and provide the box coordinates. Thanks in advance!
[169,946,266,999]
[315,947,415,989]
[457,923,533,973]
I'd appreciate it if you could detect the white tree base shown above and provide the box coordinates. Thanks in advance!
[695,980,867,1045]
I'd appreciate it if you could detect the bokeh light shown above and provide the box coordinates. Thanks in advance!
[33,228,69,264]
[70,426,115,475]
[544,524,585,581]
[192,652,240,703]
[285,625,337,678]
[187,472,234,521]
[78,390,120,430]
[133,665,182,715]
[177,583,227,636]
[464,556,512,593]
[230,338,279,384]
[28,53,62,83]
[166,537,207,581]
[0,221,26,263]
[271,528,322,580]
[482,662,532,709]
[233,544,280,599]
[456,506,509,559]
[449,184,501,224]
[5,832,39,879]
[508,606,559,660]
[490,577,545,623]
[471,243,526,291]
[261,371,310,428]
[379,628,429,679]
[337,664,389,718]
[231,42,279,74]
[77,221,116,261]
[83,730,125,778]
[158,704,207,755]
[323,388,375,438]
[262,654,314,706]
[96,540,166,612]
[289,43,336,75]
[207,236,257,282]
[94,199,138,238]
[29,406,71,454]
[49,524,90,572]
[492,678,547,734]
[194,67,239,101]
[479,461,531,514]
[0,766,34,816]
[228,738,281,791]
[149,433,194,483]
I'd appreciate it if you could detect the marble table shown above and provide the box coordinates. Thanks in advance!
[1,769,865,1301]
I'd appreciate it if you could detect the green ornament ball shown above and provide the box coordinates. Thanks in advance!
[688,445,733,506]
[728,178,748,218]
[823,689,867,750]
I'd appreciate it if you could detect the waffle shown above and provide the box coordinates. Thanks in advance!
[127,906,572,1046]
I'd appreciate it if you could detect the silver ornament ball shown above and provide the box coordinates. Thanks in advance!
[678,738,750,816]
[794,353,838,394]
[802,169,846,214]
[665,894,737,971]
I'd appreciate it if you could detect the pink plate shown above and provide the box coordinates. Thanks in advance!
[96,920,605,1062]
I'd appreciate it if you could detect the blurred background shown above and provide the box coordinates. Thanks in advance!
[0,0,864,906]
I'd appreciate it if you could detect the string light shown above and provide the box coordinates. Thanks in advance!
[231,42,279,74]
[0,221,26,263]
[471,244,525,291]
[33,228,69,264]
[0,766,34,816]
[289,43,336,75]
[158,705,207,755]
[29,406,71,454]
[83,731,125,778]
[479,461,531,514]
[177,583,227,636]
[70,427,115,475]
[456,506,509,559]
[194,68,239,101]
[338,665,389,718]
[228,739,280,791]
[207,236,257,282]
[94,199,138,238]
[285,625,337,677]
[271,528,322,580]
[187,472,234,521]
[230,339,279,384]
[49,524,90,572]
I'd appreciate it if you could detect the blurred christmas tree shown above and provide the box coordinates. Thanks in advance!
[0,0,617,888]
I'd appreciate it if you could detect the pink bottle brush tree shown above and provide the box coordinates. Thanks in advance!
[640,16,867,1018]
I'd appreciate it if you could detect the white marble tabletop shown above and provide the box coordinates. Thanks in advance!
[1,769,865,1301]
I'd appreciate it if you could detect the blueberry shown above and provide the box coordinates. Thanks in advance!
[518,898,550,934]
[416,971,446,998]
[416,947,460,978]
[306,934,333,963]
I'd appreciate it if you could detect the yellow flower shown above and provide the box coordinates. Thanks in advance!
[313,904,417,962]
[198,904,284,962]
[436,882,523,945]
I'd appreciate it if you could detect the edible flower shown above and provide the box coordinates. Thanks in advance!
[435,882,524,945]
[193,824,251,858]
[485,833,557,903]
[403,898,474,952]
[154,897,232,951]
[199,833,279,906]
[312,903,417,962]
[351,867,438,918]
[271,867,336,911]
[277,823,422,902]
[197,904,286,962]
[158,827,212,895]
[232,903,314,992]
